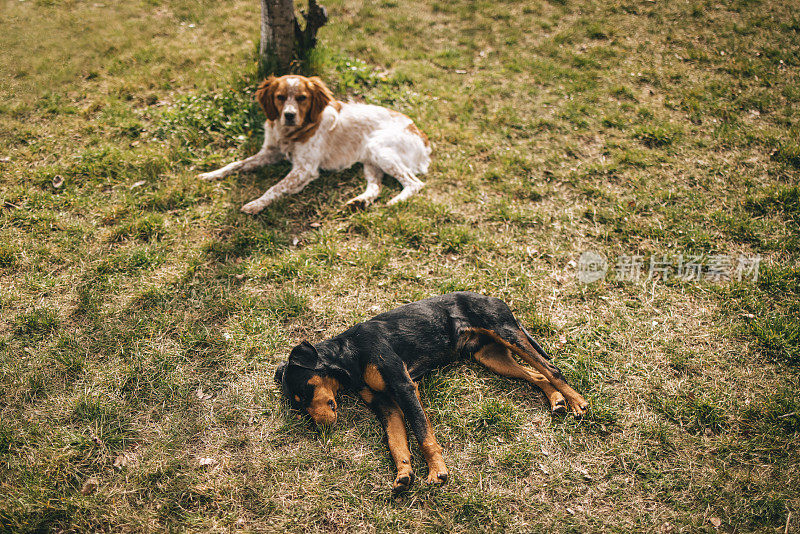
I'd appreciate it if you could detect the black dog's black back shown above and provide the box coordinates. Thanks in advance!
[326,292,530,380]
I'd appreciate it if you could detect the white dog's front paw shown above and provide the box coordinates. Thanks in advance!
[240,200,264,215]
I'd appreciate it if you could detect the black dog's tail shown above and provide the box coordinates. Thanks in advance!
[520,324,551,360]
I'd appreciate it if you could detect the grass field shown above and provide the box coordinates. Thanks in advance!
[1,0,799,531]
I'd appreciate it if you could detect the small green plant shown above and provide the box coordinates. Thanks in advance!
[585,22,611,40]
[155,86,263,148]
[653,391,729,434]
[0,424,14,454]
[14,308,60,338]
[727,265,800,365]
[71,394,132,450]
[750,314,800,365]
[601,114,626,129]
[745,185,800,221]
[0,243,16,268]
[498,443,537,475]
[467,398,523,439]
[265,290,308,321]
[108,214,166,242]
[742,382,800,435]
[331,57,387,92]
[610,85,637,101]
[771,141,800,169]
[438,226,475,254]
[633,125,681,148]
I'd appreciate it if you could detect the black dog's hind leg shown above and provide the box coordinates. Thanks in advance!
[467,326,589,417]
[473,341,568,414]
[360,389,415,493]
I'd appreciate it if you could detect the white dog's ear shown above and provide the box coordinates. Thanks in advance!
[305,76,334,125]
[256,76,280,121]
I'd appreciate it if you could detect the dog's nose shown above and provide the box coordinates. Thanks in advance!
[284,111,296,123]
[328,399,337,412]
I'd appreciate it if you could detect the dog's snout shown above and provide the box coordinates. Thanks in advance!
[328,399,337,412]
[283,111,296,123]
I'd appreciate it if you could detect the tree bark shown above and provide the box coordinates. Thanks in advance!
[260,0,296,74]
[259,0,271,64]
[295,0,328,52]
[260,0,328,75]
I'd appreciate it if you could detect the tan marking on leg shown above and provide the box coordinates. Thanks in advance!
[383,403,414,492]
[474,343,567,413]
[466,328,588,417]
[360,390,414,492]
[414,383,448,485]
[364,364,387,392]
[359,388,374,404]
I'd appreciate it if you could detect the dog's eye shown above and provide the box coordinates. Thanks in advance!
[296,95,307,102]
[276,95,287,102]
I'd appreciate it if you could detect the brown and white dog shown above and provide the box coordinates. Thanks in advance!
[198,75,432,215]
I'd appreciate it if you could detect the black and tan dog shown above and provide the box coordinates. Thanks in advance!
[274,292,588,492]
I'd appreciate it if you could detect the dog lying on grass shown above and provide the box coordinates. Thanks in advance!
[274,292,589,493]
[198,74,431,214]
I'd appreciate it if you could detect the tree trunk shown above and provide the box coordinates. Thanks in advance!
[260,0,296,74]
[259,0,328,75]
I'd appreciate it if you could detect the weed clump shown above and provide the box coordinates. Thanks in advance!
[745,185,800,222]
[155,87,262,148]
[71,394,132,450]
[727,265,800,365]
[652,391,729,434]
[634,125,681,148]
[108,214,166,242]
[750,315,800,365]
[14,308,60,338]
[0,243,16,268]
[742,382,800,435]
[771,142,800,169]
[265,290,308,321]
[467,398,523,439]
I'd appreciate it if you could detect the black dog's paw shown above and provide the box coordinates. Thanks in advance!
[426,468,448,486]
[392,471,415,493]
[551,398,567,415]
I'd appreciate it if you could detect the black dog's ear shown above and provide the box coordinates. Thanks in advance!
[274,362,287,384]
[287,341,320,370]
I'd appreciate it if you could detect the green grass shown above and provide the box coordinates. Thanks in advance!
[1,0,799,531]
